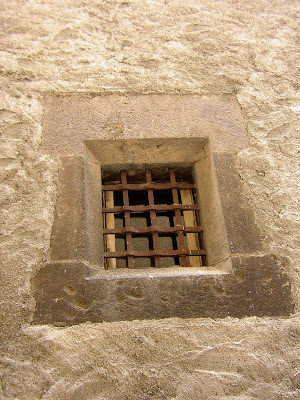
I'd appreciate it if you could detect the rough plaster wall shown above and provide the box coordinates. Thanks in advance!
[0,0,299,399]
[2,317,300,400]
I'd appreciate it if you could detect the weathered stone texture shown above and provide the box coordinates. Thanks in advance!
[5,316,300,399]
[0,0,299,398]
[33,256,294,326]
[213,152,263,254]
[50,156,85,261]
[42,94,248,154]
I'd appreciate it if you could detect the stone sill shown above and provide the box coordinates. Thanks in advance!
[32,255,294,325]
[86,266,230,281]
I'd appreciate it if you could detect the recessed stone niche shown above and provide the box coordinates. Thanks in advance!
[32,95,294,326]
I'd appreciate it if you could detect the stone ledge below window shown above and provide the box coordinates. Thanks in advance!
[32,255,294,326]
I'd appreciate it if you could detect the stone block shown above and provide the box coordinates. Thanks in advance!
[85,271,235,322]
[230,254,294,317]
[32,256,294,326]
[213,152,263,253]
[42,94,249,156]
[32,262,91,326]
[50,156,85,261]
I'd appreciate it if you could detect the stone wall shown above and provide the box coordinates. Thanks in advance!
[0,1,299,399]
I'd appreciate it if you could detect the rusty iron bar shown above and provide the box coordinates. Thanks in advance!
[146,169,160,268]
[102,204,199,213]
[169,169,187,267]
[104,249,206,258]
[102,182,195,191]
[121,170,134,269]
[103,226,203,234]
[102,168,205,268]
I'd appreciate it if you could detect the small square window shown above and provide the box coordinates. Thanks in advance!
[102,167,206,269]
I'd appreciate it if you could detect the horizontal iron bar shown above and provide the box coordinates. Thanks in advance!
[103,226,203,234]
[102,204,199,213]
[102,182,195,191]
[104,249,206,258]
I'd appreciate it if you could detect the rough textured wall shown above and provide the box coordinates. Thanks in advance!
[0,1,299,399]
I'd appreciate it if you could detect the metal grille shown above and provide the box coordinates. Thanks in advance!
[102,168,206,269]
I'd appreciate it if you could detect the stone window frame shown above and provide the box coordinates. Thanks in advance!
[32,94,293,325]
[83,137,233,275]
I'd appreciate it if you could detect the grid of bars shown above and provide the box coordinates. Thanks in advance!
[102,168,206,269]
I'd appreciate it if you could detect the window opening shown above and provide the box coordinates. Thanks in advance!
[102,168,206,269]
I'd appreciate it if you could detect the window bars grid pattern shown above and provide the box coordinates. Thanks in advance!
[102,168,206,269]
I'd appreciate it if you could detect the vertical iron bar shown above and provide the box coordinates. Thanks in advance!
[121,170,134,268]
[146,169,160,268]
[169,169,187,267]
[181,189,202,267]
[105,191,116,269]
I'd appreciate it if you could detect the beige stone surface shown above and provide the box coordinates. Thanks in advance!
[1,316,299,399]
[42,94,248,154]
[0,0,299,398]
